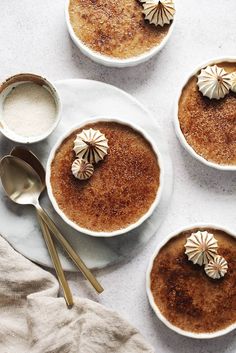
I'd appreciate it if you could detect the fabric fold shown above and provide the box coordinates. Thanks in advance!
[0,236,154,353]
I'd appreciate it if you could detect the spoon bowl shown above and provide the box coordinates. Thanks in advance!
[11,147,45,187]
[0,156,42,206]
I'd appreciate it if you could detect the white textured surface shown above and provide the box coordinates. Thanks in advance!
[0,0,236,352]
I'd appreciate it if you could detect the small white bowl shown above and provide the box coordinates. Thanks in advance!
[0,73,61,144]
[46,117,164,237]
[65,0,175,68]
[174,57,236,171]
[146,223,236,339]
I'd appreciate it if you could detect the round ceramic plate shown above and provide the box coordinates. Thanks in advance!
[0,79,173,271]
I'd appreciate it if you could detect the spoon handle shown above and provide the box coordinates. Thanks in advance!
[35,203,104,294]
[37,212,74,307]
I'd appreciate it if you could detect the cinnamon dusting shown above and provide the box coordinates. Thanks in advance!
[178,62,236,165]
[50,121,160,232]
[151,228,236,333]
[69,0,171,59]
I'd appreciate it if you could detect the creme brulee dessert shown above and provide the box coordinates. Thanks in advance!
[50,121,160,233]
[68,0,175,59]
[178,61,236,166]
[150,227,236,334]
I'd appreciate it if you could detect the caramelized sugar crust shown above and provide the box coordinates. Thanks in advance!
[178,62,236,165]
[151,228,236,333]
[50,122,160,232]
[69,0,171,59]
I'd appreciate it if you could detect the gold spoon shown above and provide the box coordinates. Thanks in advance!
[10,147,73,307]
[0,155,103,294]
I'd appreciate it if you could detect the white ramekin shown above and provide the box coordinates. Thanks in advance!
[65,0,176,68]
[146,223,236,339]
[0,73,61,144]
[174,57,236,171]
[46,117,164,237]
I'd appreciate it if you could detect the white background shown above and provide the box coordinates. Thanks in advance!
[0,0,236,352]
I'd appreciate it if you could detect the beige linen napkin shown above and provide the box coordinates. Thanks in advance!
[0,236,154,353]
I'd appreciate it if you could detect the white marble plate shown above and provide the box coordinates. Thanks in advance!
[0,79,173,271]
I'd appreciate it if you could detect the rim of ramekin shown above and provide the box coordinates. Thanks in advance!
[65,0,176,68]
[146,223,236,339]
[174,56,236,171]
[0,73,61,144]
[46,116,164,237]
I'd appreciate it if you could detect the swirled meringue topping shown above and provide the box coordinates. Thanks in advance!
[230,71,236,93]
[73,128,109,164]
[141,0,175,27]
[184,231,218,266]
[71,158,94,180]
[205,255,228,279]
[197,65,232,100]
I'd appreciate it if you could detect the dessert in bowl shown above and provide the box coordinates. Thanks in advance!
[175,57,236,170]
[46,118,163,237]
[66,0,176,67]
[146,224,236,338]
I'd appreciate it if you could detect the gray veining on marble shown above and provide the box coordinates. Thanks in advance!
[0,0,236,352]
